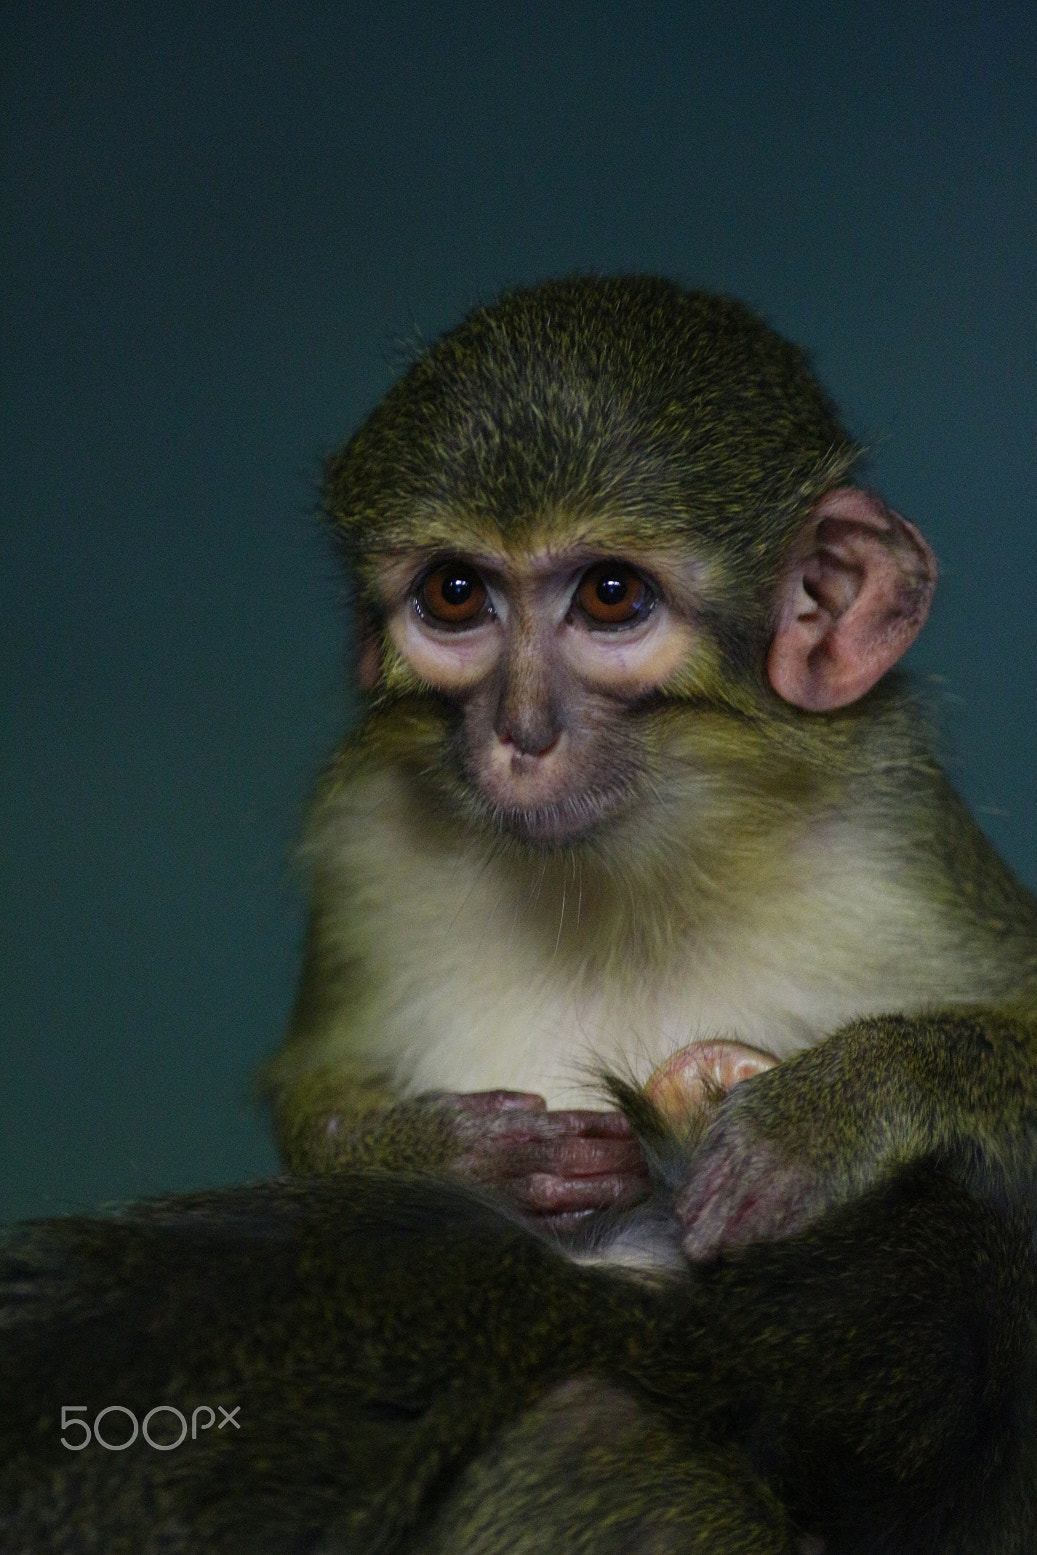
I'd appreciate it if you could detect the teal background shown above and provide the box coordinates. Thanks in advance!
[2,2,1035,1221]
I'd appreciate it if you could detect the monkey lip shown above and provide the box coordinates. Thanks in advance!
[489,785,633,846]
[460,732,642,846]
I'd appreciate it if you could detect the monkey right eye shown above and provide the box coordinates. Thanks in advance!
[415,563,491,628]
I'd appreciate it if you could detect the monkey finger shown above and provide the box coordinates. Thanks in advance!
[513,1168,653,1216]
[509,1135,648,1178]
[487,1107,637,1139]
[457,1131,646,1182]
[448,1089,549,1114]
[677,1137,821,1260]
[460,1107,637,1154]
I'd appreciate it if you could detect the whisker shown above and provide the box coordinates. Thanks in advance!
[553,866,568,958]
[447,837,503,934]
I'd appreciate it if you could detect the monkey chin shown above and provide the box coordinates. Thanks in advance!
[483,786,635,850]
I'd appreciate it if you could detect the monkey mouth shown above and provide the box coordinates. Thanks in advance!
[444,726,643,847]
[486,784,636,847]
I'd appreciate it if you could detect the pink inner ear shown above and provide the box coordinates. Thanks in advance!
[767,489,937,713]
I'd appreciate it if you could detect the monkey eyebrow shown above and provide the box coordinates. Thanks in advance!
[410,549,670,594]
[375,551,501,602]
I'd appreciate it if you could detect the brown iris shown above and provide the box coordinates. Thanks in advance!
[417,562,489,626]
[574,561,652,626]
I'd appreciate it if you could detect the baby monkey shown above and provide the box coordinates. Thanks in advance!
[263,275,1037,1251]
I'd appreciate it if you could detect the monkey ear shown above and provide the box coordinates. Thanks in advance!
[767,487,937,712]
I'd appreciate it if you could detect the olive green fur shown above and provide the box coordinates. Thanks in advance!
[265,673,1037,1177]
[256,279,1037,1551]
[1,1153,1034,1551]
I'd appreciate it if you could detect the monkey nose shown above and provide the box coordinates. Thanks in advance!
[500,728,560,759]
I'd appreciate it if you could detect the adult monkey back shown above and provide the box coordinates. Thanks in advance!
[2,1117,1035,1552]
[263,275,1037,1243]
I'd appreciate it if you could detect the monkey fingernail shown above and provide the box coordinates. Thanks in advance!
[455,1090,549,1113]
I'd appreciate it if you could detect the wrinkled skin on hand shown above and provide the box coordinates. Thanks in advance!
[446,1040,782,1228]
[445,1090,652,1225]
[446,1040,783,1225]
[280,1079,650,1226]
[674,1036,880,1263]
[643,1039,819,1259]
[449,1040,787,1227]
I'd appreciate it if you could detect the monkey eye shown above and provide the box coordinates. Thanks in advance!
[415,561,491,628]
[573,561,654,628]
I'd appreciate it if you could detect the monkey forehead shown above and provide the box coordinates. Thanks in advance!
[325,277,861,569]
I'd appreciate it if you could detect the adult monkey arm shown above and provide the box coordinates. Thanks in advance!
[679,1006,1037,1257]
[262,275,1037,1223]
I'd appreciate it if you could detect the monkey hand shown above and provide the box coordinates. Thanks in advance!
[675,1107,826,1263]
[674,1008,1037,1261]
[446,1091,653,1225]
[274,1080,649,1218]
[673,1014,964,1261]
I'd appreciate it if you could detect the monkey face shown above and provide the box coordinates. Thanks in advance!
[374,541,703,846]
[332,281,936,855]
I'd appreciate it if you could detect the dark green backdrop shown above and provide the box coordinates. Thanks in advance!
[2,2,1035,1221]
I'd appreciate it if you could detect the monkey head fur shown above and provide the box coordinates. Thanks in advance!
[329,277,858,616]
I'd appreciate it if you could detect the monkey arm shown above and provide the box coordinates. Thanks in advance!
[267,1064,650,1221]
[265,890,652,1216]
[677,1005,1037,1259]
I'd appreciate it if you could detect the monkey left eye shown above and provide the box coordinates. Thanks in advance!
[573,562,654,628]
[415,562,491,628]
